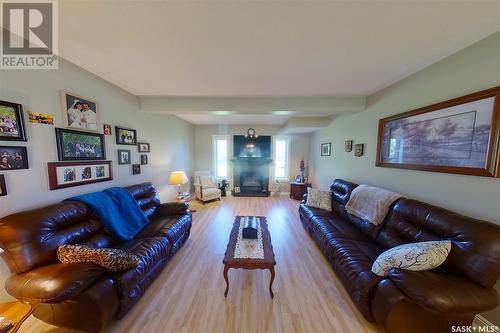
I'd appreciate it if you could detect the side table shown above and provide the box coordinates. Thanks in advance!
[290,182,311,200]
[178,194,197,212]
[0,301,33,333]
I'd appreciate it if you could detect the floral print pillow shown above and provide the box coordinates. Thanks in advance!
[305,187,332,211]
[371,240,452,276]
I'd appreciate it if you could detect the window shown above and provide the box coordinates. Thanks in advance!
[274,136,290,180]
[213,135,229,179]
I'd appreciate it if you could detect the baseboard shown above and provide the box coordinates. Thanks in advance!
[474,315,500,332]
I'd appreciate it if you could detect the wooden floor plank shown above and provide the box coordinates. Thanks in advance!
[18,195,382,333]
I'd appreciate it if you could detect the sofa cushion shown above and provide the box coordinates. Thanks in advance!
[371,240,451,277]
[376,198,500,288]
[202,187,220,196]
[330,179,358,217]
[299,204,332,224]
[324,237,384,321]
[305,188,332,211]
[57,244,140,272]
[5,263,106,303]
[388,269,499,313]
[113,237,171,315]
[136,214,192,247]
[310,215,371,247]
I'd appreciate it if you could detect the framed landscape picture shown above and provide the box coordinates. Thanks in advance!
[55,128,106,161]
[0,146,28,170]
[376,86,500,177]
[0,100,26,141]
[321,142,331,156]
[115,126,137,145]
[60,91,99,132]
[48,161,113,190]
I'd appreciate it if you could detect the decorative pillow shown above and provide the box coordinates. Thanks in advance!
[199,175,215,188]
[371,240,451,277]
[57,244,140,272]
[305,187,332,211]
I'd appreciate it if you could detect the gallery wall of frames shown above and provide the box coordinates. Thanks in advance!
[0,90,152,195]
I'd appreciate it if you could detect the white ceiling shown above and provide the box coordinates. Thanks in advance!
[55,0,500,125]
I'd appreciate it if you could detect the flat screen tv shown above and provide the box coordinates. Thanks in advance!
[233,135,271,158]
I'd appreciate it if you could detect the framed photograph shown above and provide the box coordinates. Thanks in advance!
[294,175,304,183]
[118,149,131,165]
[376,86,500,177]
[0,175,6,196]
[55,128,106,161]
[140,154,148,165]
[0,146,28,170]
[138,142,150,152]
[115,126,137,145]
[60,91,99,132]
[0,100,26,141]
[355,144,364,157]
[103,124,112,136]
[345,140,353,152]
[321,142,331,156]
[132,164,141,175]
[48,161,113,190]
[28,111,54,125]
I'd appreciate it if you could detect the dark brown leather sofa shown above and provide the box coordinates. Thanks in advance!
[0,182,192,332]
[299,179,500,333]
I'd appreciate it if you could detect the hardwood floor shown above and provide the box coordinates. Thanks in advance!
[20,195,383,333]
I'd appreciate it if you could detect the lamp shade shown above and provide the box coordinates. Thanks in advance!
[168,171,189,185]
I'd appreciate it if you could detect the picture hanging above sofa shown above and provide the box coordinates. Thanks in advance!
[0,146,28,170]
[0,100,26,142]
[55,128,106,161]
[60,91,99,132]
[376,86,500,177]
[48,160,113,190]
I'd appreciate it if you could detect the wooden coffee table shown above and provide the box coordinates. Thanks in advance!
[223,216,276,298]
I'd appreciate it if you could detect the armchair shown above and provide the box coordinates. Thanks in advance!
[193,171,222,203]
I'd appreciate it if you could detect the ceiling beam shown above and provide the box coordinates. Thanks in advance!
[139,96,366,116]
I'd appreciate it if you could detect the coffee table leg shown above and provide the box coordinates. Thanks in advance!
[269,267,275,299]
[223,265,230,297]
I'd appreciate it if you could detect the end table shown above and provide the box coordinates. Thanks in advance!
[177,193,197,212]
[290,182,311,201]
[0,301,33,333]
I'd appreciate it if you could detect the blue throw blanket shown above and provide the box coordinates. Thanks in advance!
[68,187,150,241]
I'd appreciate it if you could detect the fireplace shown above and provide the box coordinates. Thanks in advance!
[231,158,272,197]
[231,134,272,197]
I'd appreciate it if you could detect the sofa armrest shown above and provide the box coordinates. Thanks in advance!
[388,268,499,313]
[5,263,106,303]
[156,202,189,216]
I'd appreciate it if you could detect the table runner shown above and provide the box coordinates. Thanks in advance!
[233,217,264,259]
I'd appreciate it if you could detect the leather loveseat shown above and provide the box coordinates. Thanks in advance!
[0,182,192,332]
[299,179,500,333]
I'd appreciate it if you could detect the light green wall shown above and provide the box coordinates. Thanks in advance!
[0,58,194,300]
[309,31,500,324]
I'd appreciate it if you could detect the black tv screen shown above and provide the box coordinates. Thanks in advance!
[233,135,271,158]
